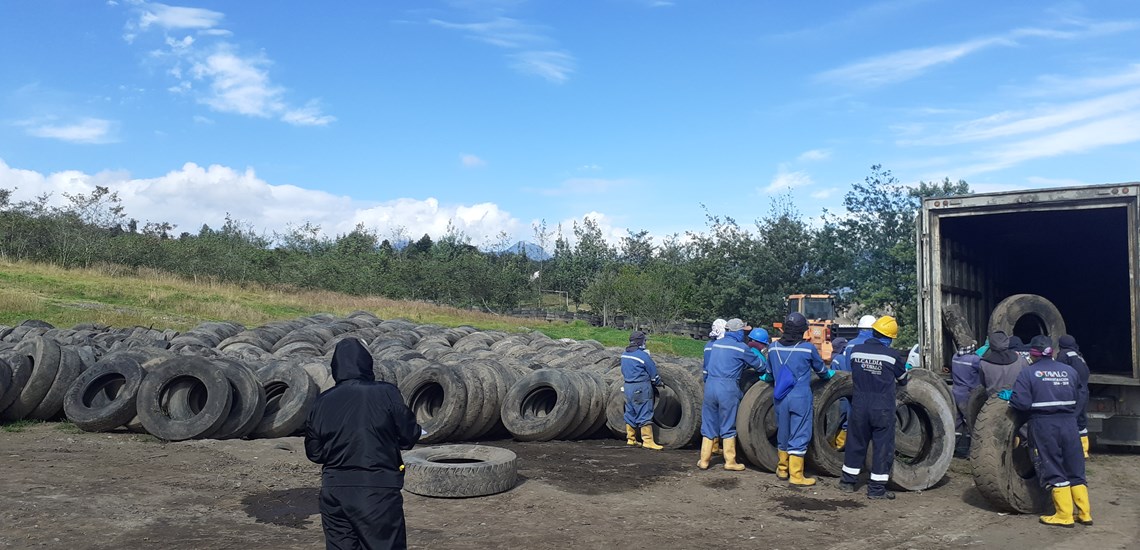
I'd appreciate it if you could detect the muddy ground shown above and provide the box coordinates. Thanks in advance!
[1,424,1137,549]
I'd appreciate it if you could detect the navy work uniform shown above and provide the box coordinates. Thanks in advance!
[1009,347,1091,527]
[1055,336,1091,457]
[840,338,908,498]
[621,348,660,428]
[951,349,981,455]
[830,339,851,450]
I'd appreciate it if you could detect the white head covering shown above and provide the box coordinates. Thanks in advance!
[710,318,727,339]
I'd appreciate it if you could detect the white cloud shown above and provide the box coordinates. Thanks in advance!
[430,13,576,83]
[0,158,524,246]
[818,19,1138,88]
[138,3,224,31]
[763,165,814,194]
[510,50,574,83]
[1025,176,1092,188]
[578,164,602,171]
[460,153,487,167]
[797,149,832,162]
[555,211,628,245]
[22,118,117,144]
[192,115,214,124]
[124,4,333,126]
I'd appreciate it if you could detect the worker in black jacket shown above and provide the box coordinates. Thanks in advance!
[305,338,422,550]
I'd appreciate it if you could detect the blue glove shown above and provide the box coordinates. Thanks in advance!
[997,389,1012,401]
[823,369,836,380]
[759,373,773,383]
[651,375,663,387]
[905,363,914,371]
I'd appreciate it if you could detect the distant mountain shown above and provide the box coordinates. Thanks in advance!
[502,241,551,260]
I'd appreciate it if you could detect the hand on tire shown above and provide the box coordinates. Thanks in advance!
[997,389,1012,401]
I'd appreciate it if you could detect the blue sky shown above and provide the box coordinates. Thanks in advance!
[2,0,1138,248]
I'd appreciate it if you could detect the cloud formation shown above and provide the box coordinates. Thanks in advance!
[20,117,118,144]
[764,165,813,194]
[460,153,487,167]
[430,13,575,83]
[797,149,831,162]
[124,2,333,126]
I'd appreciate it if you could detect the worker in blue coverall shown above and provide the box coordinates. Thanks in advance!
[1005,335,1092,528]
[621,330,664,450]
[843,315,878,365]
[764,312,833,486]
[742,327,770,392]
[704,318,727,456]
[1056,335,1091,458]
[698,318,763,471]
[951,343,981,458]
[838,316,907,500]
[829,337,850,450]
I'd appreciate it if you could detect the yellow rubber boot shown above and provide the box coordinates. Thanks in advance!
[776,450,790,481]
[788,455,816,487]
[1081,436,1090,458]
[1071,485,1093,525]
[711,438,722,456]
[723,437,745,471]
[640,425,663,450]
[1039,487,1075,528]
[626,425,639,446]
[833,429,847,450]
[697,437,714,470]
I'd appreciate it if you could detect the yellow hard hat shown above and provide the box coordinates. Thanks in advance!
[871,316,899,339]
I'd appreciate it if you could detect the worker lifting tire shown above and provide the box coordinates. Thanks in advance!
[969,397,1049,513]
[644,364,702,449]
[988,294,1066,346]
[402,444,518,498]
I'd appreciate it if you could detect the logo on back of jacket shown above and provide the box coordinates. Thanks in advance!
[1034,370,1071,385]
[858,359,885,375]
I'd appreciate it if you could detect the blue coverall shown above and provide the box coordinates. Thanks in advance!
[843,329,873,365]
[951,351,982,434]
[1056,346,1090,440]
[831,349,851,431]
[840,339,908,497]
[621,347,660,428]
[766,340,827,457]
[700,330,763,439]
[1009,358,1085,490]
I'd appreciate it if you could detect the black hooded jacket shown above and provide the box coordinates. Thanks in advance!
[304,338,421,488]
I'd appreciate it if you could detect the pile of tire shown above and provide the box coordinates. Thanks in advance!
[1,315,708,447]
[734,369,956,491]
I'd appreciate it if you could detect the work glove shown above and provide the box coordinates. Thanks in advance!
[905,363,914,371]
[759,373,773,383]
[997,389,1012,401]
[822,369,836,380]
[651,375,663,387]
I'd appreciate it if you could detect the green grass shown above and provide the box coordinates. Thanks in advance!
[1,419,44,433]
[0,259,705,358]
[55,421,85,434]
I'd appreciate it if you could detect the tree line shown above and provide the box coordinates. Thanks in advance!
[0,166,968,347]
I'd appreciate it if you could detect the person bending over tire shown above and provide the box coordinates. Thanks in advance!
[1055,335,1091,458]
[305,338,423,550]
[698,318,763,471]
[621,330,664,450]
[766,312,834,486]
[1005,335,1091,528]
[838,316,907,500]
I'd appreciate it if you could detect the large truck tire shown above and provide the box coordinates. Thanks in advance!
[251,363,318,439]
[736,382,779,472]
[63,355,145,432]
[965,385,988,434]
[890,376,955,491]
[28,345,83,420]
[402,445,518,498]
[988,294,1066,347]
[808,373,852,477]
[644,364,702,449]
[399,364,469,444]
[969,397,1049,513]
[500,369,580,442]
[942,303,977,350]
[0,353,33,414]
[137,356,233,441]
[1,337,61,421]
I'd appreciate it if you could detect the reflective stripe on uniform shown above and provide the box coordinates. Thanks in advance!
[1079,428,1089,435]
[1053,481,1071,487]
[770,346,812,353]
[788,449,807,456]
[870,473,889,482]
[1032,400,1077,408]
[621,354,645,364]
[711,344,748,352]
[842,465,860,476]
[1066,351,1079,357]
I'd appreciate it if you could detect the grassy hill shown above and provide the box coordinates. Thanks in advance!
[0,259,706,358]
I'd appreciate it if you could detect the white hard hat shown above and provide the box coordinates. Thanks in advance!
[857,315,876,328]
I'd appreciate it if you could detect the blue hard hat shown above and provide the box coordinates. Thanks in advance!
[748,327,770,345]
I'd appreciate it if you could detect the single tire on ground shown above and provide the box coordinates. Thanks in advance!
[136,356,233,441]
[643,364,702,449]
[251,363,318,439]
[889,376,956,491]
[402,444,518,498]
[63,355,145,432]
[988,294,1066,348]
[969,397,1049,513]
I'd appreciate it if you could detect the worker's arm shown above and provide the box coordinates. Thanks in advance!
[387,384,422,450]
[644,352,662,386]
[1007,370,1033,411]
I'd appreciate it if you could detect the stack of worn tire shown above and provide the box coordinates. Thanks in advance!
[734,368,956,492]
[1,315,707,448]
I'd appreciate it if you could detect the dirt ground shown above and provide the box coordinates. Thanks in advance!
[1,424,1137,549]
